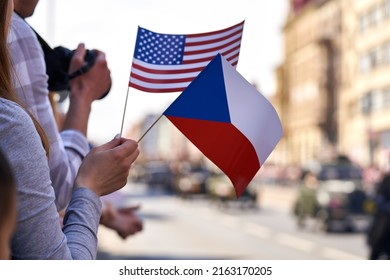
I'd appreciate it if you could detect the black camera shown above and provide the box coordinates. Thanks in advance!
[34,30,110,100]
[44,46,110,100]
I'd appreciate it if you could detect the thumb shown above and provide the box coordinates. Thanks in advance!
[73,43,86,59]
[69,43,86,73]
[95,136,121,151]
[118,205,140,215]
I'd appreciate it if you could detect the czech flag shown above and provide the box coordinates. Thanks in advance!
[163,54,283,197]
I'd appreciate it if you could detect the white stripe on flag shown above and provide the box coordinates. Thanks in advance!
[129,21,244,93]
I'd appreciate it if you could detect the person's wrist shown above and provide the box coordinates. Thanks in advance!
[74,176,100,196]
[68,93,93,111]
[100,204,115,225]
[99,208,109,225]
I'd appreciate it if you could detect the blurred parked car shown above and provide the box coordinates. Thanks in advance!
[206,172,258,209]
[294,157,375,232]
[143,161,175,193]
[175,165,210,197]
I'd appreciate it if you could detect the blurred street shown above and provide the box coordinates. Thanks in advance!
[97,182,369,260]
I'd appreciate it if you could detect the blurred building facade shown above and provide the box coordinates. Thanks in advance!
[128,114,203,163]
[339,0,390,170]
[275,0,390,170]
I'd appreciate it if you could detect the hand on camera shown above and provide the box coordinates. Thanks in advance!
[68,43,111,103]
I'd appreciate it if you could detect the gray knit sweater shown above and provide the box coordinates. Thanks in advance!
[0,98,102,259]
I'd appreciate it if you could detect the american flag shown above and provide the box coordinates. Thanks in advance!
[129,21,244,93]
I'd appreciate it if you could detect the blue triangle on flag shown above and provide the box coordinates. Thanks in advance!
[163,54,231,123]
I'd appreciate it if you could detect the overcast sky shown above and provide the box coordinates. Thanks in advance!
[28,0,288,143]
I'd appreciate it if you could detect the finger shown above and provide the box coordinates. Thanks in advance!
[93,52,109,73]
[74,43,86,56]
[117,137,132,144]
[70,43,87,68]
[94,137,121,152]
[118,205,140,214]
[94,50,106,61]
[114,139,139,157]
[136,222,143,231]
[127,204,141,211]
[125,148,140,164]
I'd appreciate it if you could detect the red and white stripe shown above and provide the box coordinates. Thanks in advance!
[129,21,244,93]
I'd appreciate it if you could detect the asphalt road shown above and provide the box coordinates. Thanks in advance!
[97,183,370,260]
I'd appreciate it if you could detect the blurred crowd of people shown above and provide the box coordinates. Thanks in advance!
[288,155,390,260]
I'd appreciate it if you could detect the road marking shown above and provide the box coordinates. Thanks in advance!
[243,222,272,239]
[219,214,239,228]
[321,247,364,260]
[183,199,365,259]
[196,207,239,229]
[197,207,216,221]
[276,233,315,252]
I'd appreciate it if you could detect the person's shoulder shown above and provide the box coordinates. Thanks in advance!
[0,98,46,165]
[0,98,34,129]
[8,12,36,44]
[0,97,24,112]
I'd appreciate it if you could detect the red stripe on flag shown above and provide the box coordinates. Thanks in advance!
[184,37,242,56]
[130,72,195,84]
[165,116,260,197]
[185,29,243,47]
[128,82,186,93]
[183,46,241,64]
[129,21,244,93]
[186,21,244,38]
[131,62,205,75]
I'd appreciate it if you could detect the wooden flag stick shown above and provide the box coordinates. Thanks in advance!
[137,114,163,143]
[119,87,131,137]
[119,85,163,142]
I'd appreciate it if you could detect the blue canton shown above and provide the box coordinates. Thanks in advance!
[134,27,186,65]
